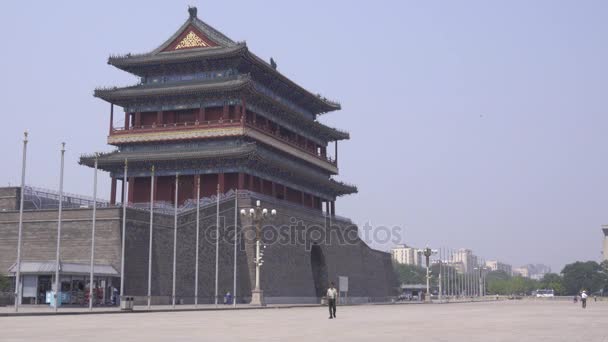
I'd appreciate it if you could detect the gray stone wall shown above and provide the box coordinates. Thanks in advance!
[237,196,398,303]
[0,187,19,211]
[0,193,397,304]
[0,208,122,275]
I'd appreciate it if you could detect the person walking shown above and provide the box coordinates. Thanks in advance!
[327,282,338,319]
[581,290,588,309]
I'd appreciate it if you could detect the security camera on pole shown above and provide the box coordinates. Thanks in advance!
[240,200,276,306]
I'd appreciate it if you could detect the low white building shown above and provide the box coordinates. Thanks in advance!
[391,245,422,266]
[485,260,512,275]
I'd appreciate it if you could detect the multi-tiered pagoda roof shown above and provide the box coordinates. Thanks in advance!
[81,6,356,210]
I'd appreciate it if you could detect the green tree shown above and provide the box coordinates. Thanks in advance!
[561,261,607,295]
[539,273,564,295]
[485,272,539,295]
[393,263,426,285]
[486,270,511,282]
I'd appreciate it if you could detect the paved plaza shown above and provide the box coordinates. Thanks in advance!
[0,300,606,341]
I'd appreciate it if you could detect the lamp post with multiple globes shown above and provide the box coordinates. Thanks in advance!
[240,200,276,306]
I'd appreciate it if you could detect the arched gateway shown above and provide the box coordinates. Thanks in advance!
[310,245,328,299]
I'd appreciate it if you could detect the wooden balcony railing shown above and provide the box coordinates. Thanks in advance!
[111,119,336,165]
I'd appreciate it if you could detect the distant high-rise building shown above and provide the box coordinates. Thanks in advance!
[451,248,478,273]
[512,267,529,278]
[391,245,422,266]
[485,260,512,275]
[524,264,551,280]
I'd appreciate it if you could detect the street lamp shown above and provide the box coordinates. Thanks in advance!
[240,200,276,306]
[418,247,437,303]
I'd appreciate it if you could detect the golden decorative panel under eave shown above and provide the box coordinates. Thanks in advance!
[175,31,210,49]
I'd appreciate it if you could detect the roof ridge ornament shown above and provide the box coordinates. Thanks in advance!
[188,6,197,20]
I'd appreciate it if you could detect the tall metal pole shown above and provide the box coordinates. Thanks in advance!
[172,174,179,308]
[447,248,451,298]
[465,264,471,297]
[479,266,483,298]
[120,159,127,300]
[88,156,98,311]
[54,142,65,313]
[469,268,473,296]
[214,183,220,306]
[425,262,430,302]
[194,175,200,307]
[14,131,28,312]
[438,248,442,302]
[448,248,454,296]
[147,166,155,309]
[232,189,238,308]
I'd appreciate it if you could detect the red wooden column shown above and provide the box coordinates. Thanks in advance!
[248,174,254,191]
[127,177,135,204]
[156,111,163,126]
[271,182,276,198]
[310,195,315,208]
[237,173,245,189]
[330,201,335,216]
[240,98,246,124]
[221,104,228,122]
[124,112,131,129]
[134,112,141,127]
[198,106,205,123]
[110,177,117,205]
[300,191,305,206]
[218,173,225,193]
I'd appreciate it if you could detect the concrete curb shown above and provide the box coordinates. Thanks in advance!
[0,299,500,317]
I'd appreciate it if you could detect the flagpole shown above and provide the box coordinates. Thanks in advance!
[233,189,238,308]
[88,155,98,311]
[147,165,155,309]
[438,248,442,302]
[120,159,127,302]
[214,183,220,307]
[194,175,200,307]
[14,131,28,312]
[54,142,65,313]
[172,173,179,308]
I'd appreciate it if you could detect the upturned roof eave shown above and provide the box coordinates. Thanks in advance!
[93,75,251,102]
[79,144,356,196]
[108,46,340,115]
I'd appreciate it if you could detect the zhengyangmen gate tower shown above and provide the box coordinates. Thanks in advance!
[84,7,354,210]
[0,7,396,306]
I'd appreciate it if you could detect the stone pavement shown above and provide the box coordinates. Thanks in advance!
[0,300,606,341]
[0,303,322,316]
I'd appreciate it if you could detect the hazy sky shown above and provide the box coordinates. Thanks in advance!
[1,1,606,272]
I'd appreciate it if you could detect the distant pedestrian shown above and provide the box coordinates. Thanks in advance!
[573,295,578,304]
[224,291,232,305]
[581,290,588,309]
[594,295,597,302]
[327,282,338,319]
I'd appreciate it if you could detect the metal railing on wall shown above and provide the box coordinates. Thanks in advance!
[19,186,351,224]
